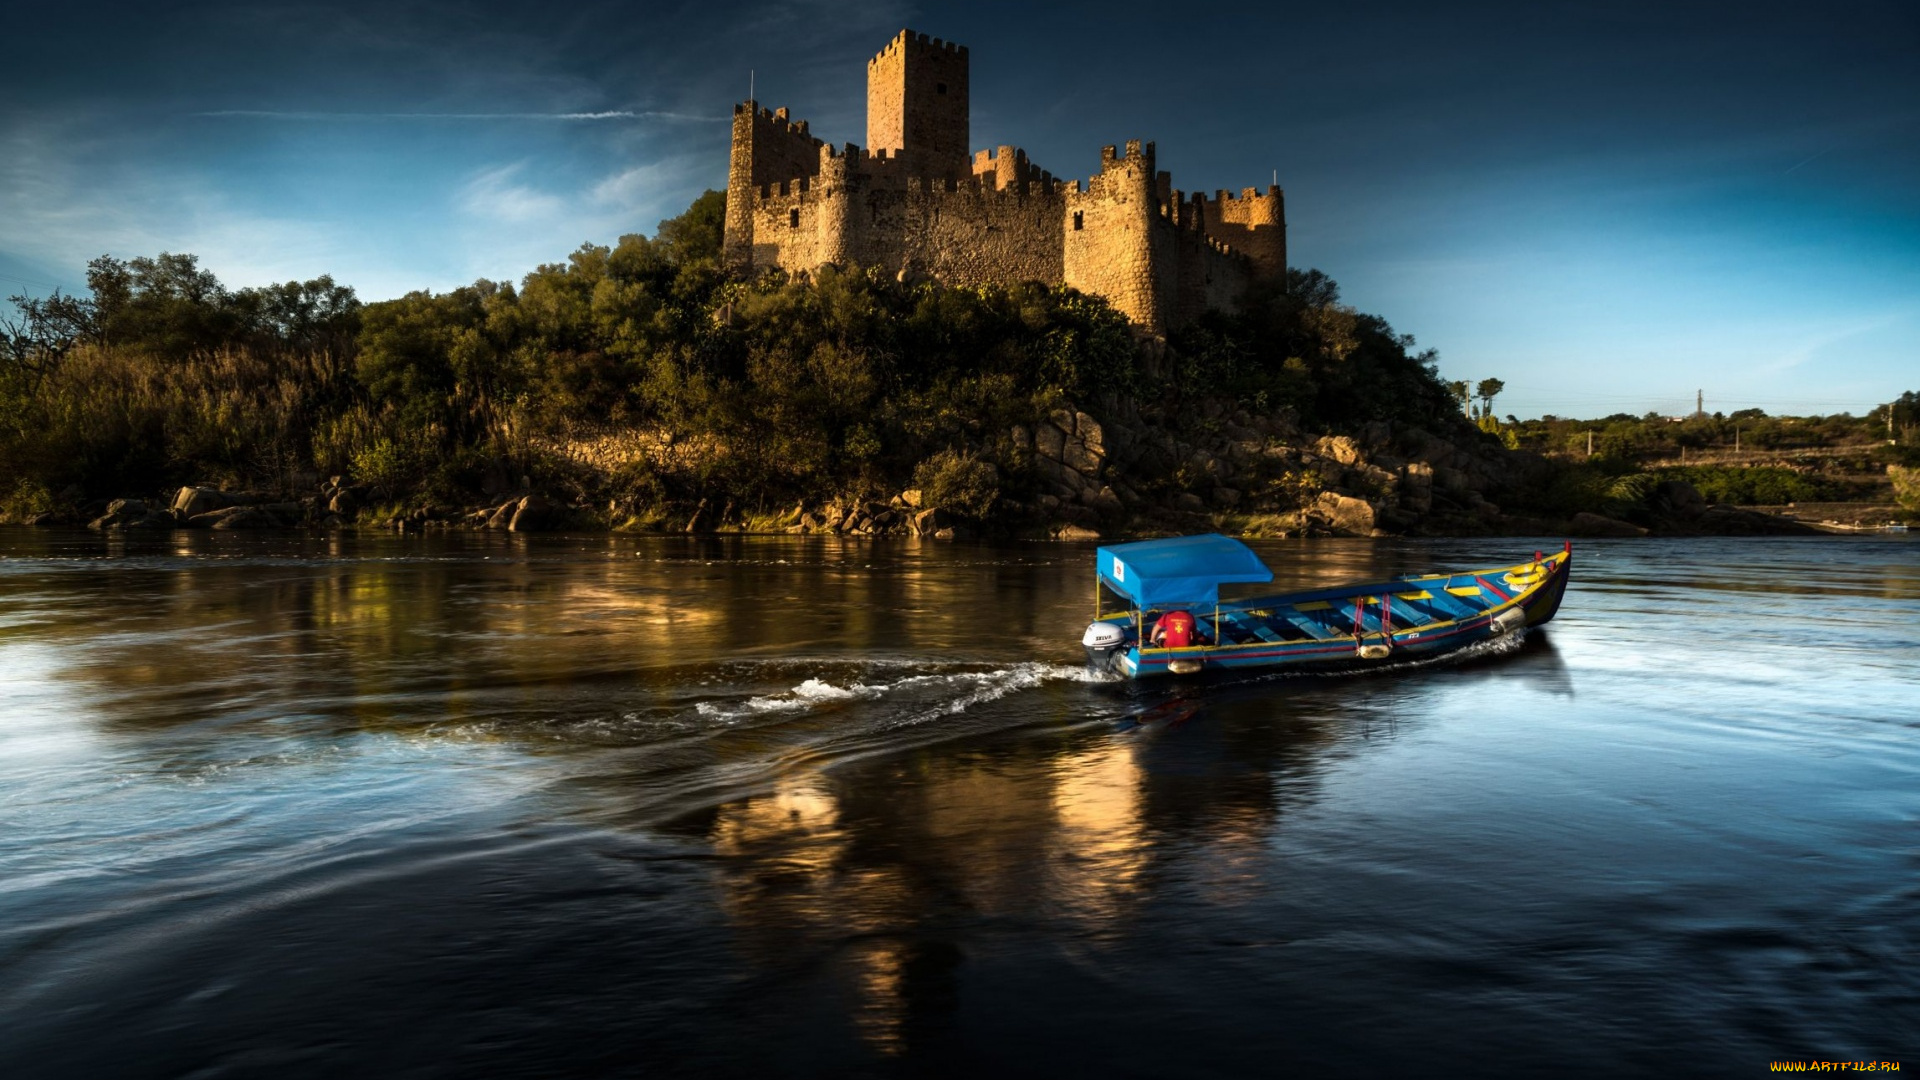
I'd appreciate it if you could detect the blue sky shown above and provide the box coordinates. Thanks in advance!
[2,0,1914,419]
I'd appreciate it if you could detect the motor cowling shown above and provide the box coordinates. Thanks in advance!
[1082,620,1128,672]
[1489,607,1527,636]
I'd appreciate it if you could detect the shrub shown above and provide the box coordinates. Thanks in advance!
[1,478,52,522]
[1891,465,1920,511]
[1654,465,1831,505]
[913,449,999,521]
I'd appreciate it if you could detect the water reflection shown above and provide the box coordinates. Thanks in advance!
[4,531,1915,1075]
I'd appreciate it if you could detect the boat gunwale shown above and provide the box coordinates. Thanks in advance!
[1106,550,1568,662]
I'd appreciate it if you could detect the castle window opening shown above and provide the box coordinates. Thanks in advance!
[1073,211,1084,231]
[789,208,800,228]
[936,83,947,95]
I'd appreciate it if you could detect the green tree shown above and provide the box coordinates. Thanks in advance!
[1447,380,1470,417]
[655,190,727,268]
[1475,377,1505,419]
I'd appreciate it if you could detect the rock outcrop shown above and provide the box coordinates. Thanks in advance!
[1568,512,1647,538]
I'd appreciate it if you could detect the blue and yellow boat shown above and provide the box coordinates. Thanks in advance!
[1080,534,1572,677]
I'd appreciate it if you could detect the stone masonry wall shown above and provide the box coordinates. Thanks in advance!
[851,181,1066,285]
[1198,187,1287,282]
[720,30,1288,333]
[724,104,826,266]
[865,31,970,180]
[1062,141,1165,333]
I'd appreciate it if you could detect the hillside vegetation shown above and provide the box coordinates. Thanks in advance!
[3,191,1912,535]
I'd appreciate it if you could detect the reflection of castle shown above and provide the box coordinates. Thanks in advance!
[723,30,1287,334]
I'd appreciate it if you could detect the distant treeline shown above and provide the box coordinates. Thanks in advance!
[1498,397,1920,510]
[0,190,1473,524]
[1508,406,1919,462]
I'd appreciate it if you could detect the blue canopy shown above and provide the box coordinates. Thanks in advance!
[1096,533,1273,610]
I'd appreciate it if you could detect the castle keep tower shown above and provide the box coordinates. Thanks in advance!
[719,30,1286,333]
[866,31,970,180]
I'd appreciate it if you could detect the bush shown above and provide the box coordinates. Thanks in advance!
[1891,465,1920,511]
[913,449,1000,521]
[1654,465,1832,505]
[1,478,52,522]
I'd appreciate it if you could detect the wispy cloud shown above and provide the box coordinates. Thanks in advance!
[194,109,723,122]
[0,120,351,293]
[444,150,717,285]
[1761,310,1915,374]
[590,157,712,211]
[458,163,569,223]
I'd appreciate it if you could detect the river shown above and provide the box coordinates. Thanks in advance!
[1,530,1914,1077]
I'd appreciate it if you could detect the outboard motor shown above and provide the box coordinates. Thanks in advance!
[1082,620,1128,673]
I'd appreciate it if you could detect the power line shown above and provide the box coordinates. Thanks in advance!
[0,272,74,292]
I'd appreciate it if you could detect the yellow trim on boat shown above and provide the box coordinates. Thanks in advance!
[1125,553,1563,662]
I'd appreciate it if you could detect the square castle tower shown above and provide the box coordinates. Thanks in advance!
[721,30,1285,334]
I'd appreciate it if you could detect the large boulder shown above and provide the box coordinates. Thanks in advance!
[1569,512,1647,538]
[173,487,237,517]
[1061,438,1103,476]
[1650,480,1706,518]
[509,494,557,532]
[1034,422,1067,462]
[1398,462,1435,514]
[1074,412,1104,455]
[89,499,175,531]
[1314,435,1365,467]
[206,506,273,530]
[1313,492,1379,536]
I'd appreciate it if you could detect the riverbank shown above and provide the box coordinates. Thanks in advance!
[34,386,1907,540]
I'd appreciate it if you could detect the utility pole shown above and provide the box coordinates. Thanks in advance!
[1587,430,1593,458]
[1696,389,1704,417]
[1735,425,1741,453]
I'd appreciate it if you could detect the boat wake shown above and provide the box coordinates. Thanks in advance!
[691,662,1110,726]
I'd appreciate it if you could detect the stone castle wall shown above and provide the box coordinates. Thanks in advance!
[866,32,970,180]
[723,30,1286,333]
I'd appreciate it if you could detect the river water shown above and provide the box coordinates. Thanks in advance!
[0,530,1914,1077]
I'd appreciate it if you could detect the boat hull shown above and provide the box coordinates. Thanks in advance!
[1103,548,1572,679]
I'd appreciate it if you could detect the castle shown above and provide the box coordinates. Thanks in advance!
[722,30,1286,334]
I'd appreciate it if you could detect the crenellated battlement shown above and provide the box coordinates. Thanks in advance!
[971,145,1054,190]
[868,29,968,63]
[723,30,1286,333]
[732,102,823,145]
[1097,139,1156,169]
[1200,184,1285,226]
[754,170,1072,207]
